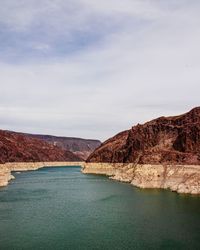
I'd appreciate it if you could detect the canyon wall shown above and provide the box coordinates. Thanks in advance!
[83,163,200,194]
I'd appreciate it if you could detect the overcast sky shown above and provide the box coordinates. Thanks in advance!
[0,0,199,141]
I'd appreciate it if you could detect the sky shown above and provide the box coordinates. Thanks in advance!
[0,0,200,141]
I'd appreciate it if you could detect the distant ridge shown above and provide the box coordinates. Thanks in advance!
[0,129,82,164]
[18,132,101,160]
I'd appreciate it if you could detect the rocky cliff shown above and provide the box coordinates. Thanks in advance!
[84,107,200,194]
[0,130,81,163]
[87,107,200,165]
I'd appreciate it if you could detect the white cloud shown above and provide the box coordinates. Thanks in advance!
[0,0,200,140]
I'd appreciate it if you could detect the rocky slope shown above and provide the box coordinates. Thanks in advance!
[15,133,101,160]
[0,130,81,164]
[87,107,200,165]
[84,107,200,194]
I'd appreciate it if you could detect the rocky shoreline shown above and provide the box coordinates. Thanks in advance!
[1,161,200,194]
[0,161,84,187]
[82,163,200,194]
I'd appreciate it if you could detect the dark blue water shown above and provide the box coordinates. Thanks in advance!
[0,166,200,250]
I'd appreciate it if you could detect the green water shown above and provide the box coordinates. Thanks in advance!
[0,167,200,250]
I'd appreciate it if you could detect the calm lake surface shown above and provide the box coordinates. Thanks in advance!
[0,166,200,250]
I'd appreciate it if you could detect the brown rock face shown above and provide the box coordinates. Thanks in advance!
[0,130,81,163]
[87,107,200,165]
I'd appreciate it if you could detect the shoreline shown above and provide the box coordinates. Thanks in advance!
[82,163,200,195]
[0,161,84,187]
[1,161,200,194]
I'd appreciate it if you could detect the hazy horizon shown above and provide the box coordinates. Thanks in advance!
[0,0,200,141]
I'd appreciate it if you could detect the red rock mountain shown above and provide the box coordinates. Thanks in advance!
[23,134,101,160]
[0,130,81,163]
[87,107,200,165]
